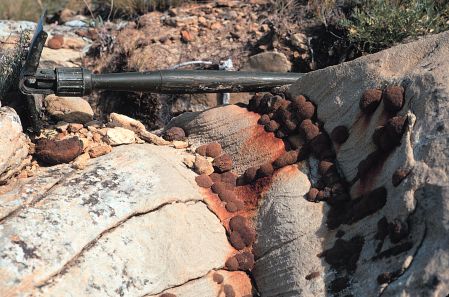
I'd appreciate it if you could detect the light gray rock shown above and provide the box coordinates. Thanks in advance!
[44,95,94,124]
[0,107,29,183]
[0,144,234,296]
[105,127,136,146]
[243,52,292,73]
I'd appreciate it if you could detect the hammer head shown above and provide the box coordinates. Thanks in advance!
[19,11,55,95]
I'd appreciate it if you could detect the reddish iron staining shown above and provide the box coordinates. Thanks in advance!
[221,172,238,187]
[35,137,83,165]
[209,172,222,183]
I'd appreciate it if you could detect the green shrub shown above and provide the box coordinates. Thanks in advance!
[340,0,449,53]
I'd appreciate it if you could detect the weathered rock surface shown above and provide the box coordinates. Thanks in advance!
[0,107,29,183]
[170,105,286,174]
[44,95,94,124]
[0,144,234,296]
[280,31,449,296]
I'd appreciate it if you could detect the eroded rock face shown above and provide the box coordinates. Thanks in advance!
[285,31,449,296]
[0,107,29,183]
[0,144,239,296]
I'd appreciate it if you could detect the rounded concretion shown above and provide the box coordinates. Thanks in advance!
[291,95,307,107]
[35,137,83,165]
[235,252,255,271]
[160,293,177,297]
[221,171,238,187]
[225,256,239,271]
[213,154,233,173]
[385,115,406,139]
[331,126,349,144]
[219,189,237,203]
[209,173,222,183]
[195,144,208,156]
[211,182,228,196]
[265,120,280,132]
[257,163,274,177]
[229,231,246,250]
[206,142,222,158]
[229,215,248,231]
[163,127,186,141]
[307,188,319,202]
[224,284,236,297]
[296,100,315,120]
[226,202,239,213]
[382,86,405,113]
[360,89,382,114]
[243,167,258,184]
[258,114,271,125]
[248,93,262,111]
[212,272,224,284]
[299,119,320,141]
[273,150,299,168]
[195,174,213,188]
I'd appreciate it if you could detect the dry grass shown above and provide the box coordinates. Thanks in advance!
[0,0,190,21]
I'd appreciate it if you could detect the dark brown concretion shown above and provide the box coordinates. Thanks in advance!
[235,252,255,271]
[226,202,239,213]
[213,154,233,173]
[385,115,406,140]
[225,256,239,271]
[310,133,332,158]
[160,293,177,297]
[242,167,258,184]
[229,215,247,231]
[248,93,262,111]
[305,271,320,280]
[219,189,237,203]
[258,114,270,125]
[224,284,236,297]
[195,144,208,156]
[221,171,238,187]
[273,150,299,169]
[257,93,273,114]
[360,89,382,114]
[299,119,320,141]
[296,100,315,120]
[265,120,280,132]
[35,137,83,165]
[211,182,228,196]
[195,174,213,188]
[392,168,411,187]
[388,219,409,243]
[331,126,349,144]
[229,231,246,250]
[382,86,405,114]
[257,163,274,178]
[375,217,389,241]
[209,173,222,183]
[323,236,364,271]
[212,272,224,284]
[307,188,319,202]
[290,95,307,107]
[163,127,186,141]
[206,142,223,158]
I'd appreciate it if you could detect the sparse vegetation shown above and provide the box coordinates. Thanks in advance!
[340,0,449,53]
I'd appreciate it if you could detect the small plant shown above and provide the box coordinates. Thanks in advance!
[340,0,449,53]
